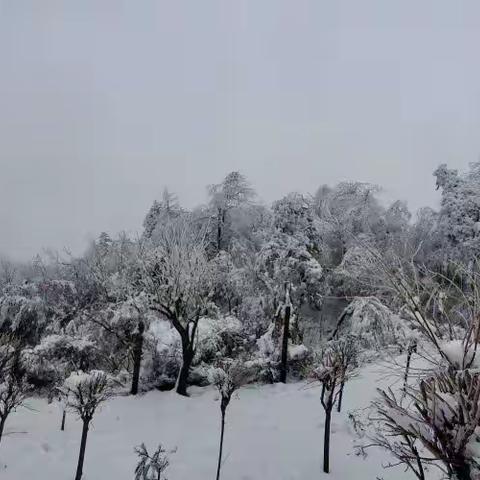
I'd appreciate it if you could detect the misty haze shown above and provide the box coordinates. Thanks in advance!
[1,2,480,480]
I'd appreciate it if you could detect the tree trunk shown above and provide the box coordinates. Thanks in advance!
[216,407,226,480]
[279,305,291,383]
[323,408,332,474]
[403,350,412,393]
[451,460,471,480]
[176,345,194,396]
[217,208,223,252]
[60,409,66,431]
[0,416,6,446]
[402,341,416,400]
[337,382,345,413]
[131,321,145,395]
[75,419,90,480]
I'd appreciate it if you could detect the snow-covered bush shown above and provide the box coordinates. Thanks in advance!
[195,316,244,363]
[333,297,418,353]
[246,322,312,383]
[22,334,98,390]
[376,369,480,480]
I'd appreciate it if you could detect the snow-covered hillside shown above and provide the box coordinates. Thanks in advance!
[1,361,420,480]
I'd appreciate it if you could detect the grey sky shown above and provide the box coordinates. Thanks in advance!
[1,1,480,260]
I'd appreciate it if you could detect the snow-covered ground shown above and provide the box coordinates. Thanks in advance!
[1,361,417,480]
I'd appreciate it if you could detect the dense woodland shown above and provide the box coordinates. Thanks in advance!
[2,162,480,479]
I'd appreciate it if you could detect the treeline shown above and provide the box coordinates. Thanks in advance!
[1,163,480,478]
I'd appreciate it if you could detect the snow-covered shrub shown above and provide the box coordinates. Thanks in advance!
[245,323,279,383]
[287,343,313,379]
[195,316,244,363]
[134,443,172,480]
[140,319,181,391]
[245,322,312,383]
[22,334,99,390]
[376,369,480,480]
[334,297,418,353]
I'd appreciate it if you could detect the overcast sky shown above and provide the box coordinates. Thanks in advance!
[1,1,480,260]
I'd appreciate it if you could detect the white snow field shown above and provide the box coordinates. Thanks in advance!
[1,361,423,480]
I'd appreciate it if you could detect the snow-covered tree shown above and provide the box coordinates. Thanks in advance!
[0,283,48,345]
[434,162,480,265]
[143,189,182,241]
[256,193,323,382]
[61,370,112,480]
[0,335,28,446]
[137,216,214,396]
[208,172,255,252]
[311,337,357,473]
[314,182,383,267]
[209,360,253,480]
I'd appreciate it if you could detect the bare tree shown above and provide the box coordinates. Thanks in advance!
[61,370,112,480]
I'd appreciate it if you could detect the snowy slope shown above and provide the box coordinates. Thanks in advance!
[1,362,423,480]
